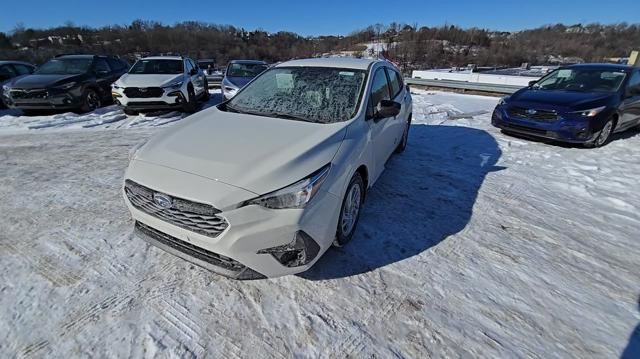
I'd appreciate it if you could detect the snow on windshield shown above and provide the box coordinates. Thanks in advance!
[228,67,366,123]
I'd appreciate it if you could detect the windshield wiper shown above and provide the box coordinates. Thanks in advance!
[224,104,248,114]
[264,112,316,123]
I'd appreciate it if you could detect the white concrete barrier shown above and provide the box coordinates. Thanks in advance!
[411,70,538,87]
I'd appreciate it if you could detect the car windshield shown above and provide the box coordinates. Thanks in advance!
[35,58,93,75]
[129,59,183,74]
[225,67,367,124]
[226,63,268,78]
[535,68,627,92]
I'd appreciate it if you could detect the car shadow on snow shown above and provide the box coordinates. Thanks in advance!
[301,124,503,280]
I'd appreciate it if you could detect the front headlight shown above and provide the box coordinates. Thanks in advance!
[572,106,606,117]
[162,80,183,89]
[224,86,238,97]
[54,82,77,90]
[498,96,509,106]
[112,83,122,89]
[244,164,331,209]
[2,84,10,95]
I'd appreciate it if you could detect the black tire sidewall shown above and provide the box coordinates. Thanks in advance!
[81,89,100,113]
[334,173,365,247]
[183,85,196,112]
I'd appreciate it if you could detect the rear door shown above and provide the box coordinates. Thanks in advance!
[93,58,117,98]
[385,67,410,146]
[620,71,640,128]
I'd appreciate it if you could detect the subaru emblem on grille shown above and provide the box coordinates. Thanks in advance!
[153,193,173,209]
[527,109,538,115]
[139,88,148,92]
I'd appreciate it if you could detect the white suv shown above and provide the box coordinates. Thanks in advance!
[112,56,208,114]
[123,58,412,279]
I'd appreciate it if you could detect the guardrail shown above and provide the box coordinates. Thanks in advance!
[404,78,524,94]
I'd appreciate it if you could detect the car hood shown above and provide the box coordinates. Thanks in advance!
[510,89,616,110]
[225,76,252,88]
[8,74,83,89]
[134,107,347,195]
[116,73,183,88]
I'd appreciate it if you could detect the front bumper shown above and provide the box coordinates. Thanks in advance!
[123,160,340,279]
[3,89,83,110]
[113,88,185,110]
[491,106,596,144]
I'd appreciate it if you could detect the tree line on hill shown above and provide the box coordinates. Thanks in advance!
[0,21,638,73]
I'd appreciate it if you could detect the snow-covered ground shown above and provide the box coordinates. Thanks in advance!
[1,90,639,358]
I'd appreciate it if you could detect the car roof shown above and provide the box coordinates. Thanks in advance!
[563,63,634,72]
[228,60,268,65]
[141,56,183,61]
[55,54,98,59]
[276,57,382,70]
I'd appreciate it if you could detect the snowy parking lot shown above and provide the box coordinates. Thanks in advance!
[1,90,639,358]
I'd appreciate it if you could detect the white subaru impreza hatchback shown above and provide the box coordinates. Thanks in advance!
[123,58,412,279]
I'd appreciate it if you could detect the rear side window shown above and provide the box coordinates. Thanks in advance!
[0,64,17,81]
[94,58,112,73]
[386,68,402,98]
[107,58,124,71]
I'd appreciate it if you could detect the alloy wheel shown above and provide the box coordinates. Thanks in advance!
[596,120,613,147]
[340,183,362,236]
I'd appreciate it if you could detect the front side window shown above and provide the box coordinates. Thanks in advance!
[626,71,640,91]
[35,58,93,75]
[370,68,391,107]
[129,59,183,75]
[226,67,366,124]
[226,63,268,78]
[535,68,627,92]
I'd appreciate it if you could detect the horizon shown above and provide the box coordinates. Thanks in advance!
[3,0,640,35]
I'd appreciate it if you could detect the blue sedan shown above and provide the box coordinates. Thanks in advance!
[492,64,640,147]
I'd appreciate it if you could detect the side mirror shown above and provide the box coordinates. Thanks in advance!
[528,80,538,87]
[375,100,401,119]
[190,68,198,76]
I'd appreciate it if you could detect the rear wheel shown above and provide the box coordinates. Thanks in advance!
[182,85,197,113]
[202,80,210,101]
[333,173,365,247]
[395,113,412,153]
[586,117,614,148]
[79,88,101,113]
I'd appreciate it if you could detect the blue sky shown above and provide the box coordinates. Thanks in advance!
[2,0,639,35]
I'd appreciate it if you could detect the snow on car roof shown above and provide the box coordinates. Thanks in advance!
[277,57,379,70]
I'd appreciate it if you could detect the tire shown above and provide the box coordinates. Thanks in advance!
[182,84,197,113]
[202,80,210,101]
[79,88,101,113]
[395,113,412,153]
[124,108,138,116]
[586,117,615,148]
[333,172,365,247]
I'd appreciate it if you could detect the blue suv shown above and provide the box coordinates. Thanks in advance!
[492,64,640,147]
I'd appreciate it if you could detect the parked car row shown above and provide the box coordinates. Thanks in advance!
[1,54,268,114]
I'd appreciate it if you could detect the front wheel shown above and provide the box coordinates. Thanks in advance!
[79,89,101,113]
[333,173,365,247]
[182,85,197,113]
[586,117,614,148]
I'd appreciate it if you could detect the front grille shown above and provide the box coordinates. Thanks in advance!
[508,107,558,122]
[124,87,164,98]
[10,89,48,100]
[501,123,548,136]
[125,180,228,238]
[135,221,245,272]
